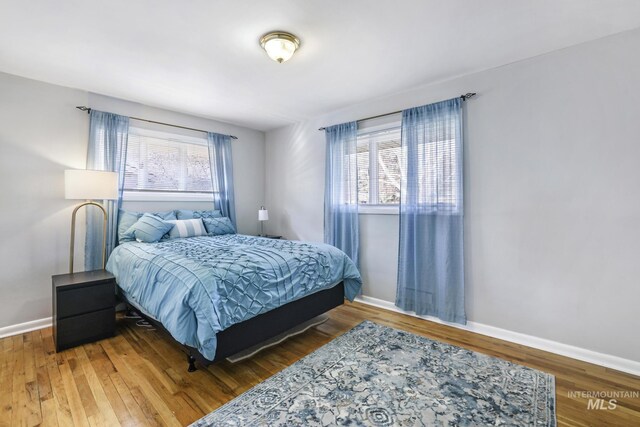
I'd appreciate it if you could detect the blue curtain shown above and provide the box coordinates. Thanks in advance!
[324,122,359,268]
[207,132,237,228]
[396,98,466,324]
[85,110,129,271]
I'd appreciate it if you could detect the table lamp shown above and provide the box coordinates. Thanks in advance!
[258,206,269,236]
[65,170,119,273]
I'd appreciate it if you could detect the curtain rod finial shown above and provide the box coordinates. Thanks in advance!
[76,106,91,113]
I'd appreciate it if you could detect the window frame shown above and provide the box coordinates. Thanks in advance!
[122,127,215,202]
[356,118,402,215]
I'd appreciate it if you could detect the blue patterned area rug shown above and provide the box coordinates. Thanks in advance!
[192,321,556,426]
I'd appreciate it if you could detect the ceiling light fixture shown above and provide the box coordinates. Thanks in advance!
[259,31,300,63]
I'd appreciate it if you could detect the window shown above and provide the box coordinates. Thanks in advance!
[123,128,214,200]
[352,114,459,213]
[355,122,402,209]
[414,127,459,208]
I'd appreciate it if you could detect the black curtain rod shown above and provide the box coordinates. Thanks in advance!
[318,92,476,131]
[75,106,238,140]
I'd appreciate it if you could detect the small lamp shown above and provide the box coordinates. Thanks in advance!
[65,170,118,273]
[258,206,269,236]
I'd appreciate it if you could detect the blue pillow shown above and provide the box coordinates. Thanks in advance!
[202,217,236,236]
[176,209,222,220]
[126,213,174,243]
[118,209,177,243]
[118,210,142,243]
[155,210,178,220]
[166,218,208,239]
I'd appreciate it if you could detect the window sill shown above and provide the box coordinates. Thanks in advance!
[358,205,399,215]
[122,191,214,202]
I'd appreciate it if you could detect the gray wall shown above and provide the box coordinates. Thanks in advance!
[0,72,265,329]
[265,29,640,361]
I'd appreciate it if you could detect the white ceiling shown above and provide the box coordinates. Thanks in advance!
[1,1,640,131]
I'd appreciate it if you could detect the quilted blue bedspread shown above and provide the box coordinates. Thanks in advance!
[106,234,362,360]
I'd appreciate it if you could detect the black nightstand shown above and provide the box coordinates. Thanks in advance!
[52,270,116,352]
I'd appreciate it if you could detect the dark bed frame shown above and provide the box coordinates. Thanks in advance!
[120,282,345,371]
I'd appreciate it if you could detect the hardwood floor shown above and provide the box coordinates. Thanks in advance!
[1,301,639,426]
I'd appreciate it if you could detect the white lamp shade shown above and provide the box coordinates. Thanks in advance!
[258,208,269,221]
[65,170,119,200]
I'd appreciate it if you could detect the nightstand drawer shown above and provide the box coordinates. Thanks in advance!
[57,280,115,319]
[55,307,115,351]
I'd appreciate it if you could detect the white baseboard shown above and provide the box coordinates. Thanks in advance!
[355,295,640,377]
[0,317,52,339]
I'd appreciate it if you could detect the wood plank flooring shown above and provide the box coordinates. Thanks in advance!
[1,301,639,426]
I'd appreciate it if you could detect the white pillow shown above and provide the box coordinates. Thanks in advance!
[167,218,207,239]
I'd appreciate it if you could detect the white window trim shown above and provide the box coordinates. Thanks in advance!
[123,190,214,202]
[129,126,208,146]
[356,117,402,213]
[123,126,214,201]
[358,204,399,215]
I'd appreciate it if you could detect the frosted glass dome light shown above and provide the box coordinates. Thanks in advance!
[260,32,300,63]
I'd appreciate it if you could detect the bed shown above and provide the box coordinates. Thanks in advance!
[106,233,362,370]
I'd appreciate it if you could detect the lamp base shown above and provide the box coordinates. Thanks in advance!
[70,201,108,274]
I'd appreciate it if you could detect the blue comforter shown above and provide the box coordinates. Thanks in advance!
[106,234,362,360]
